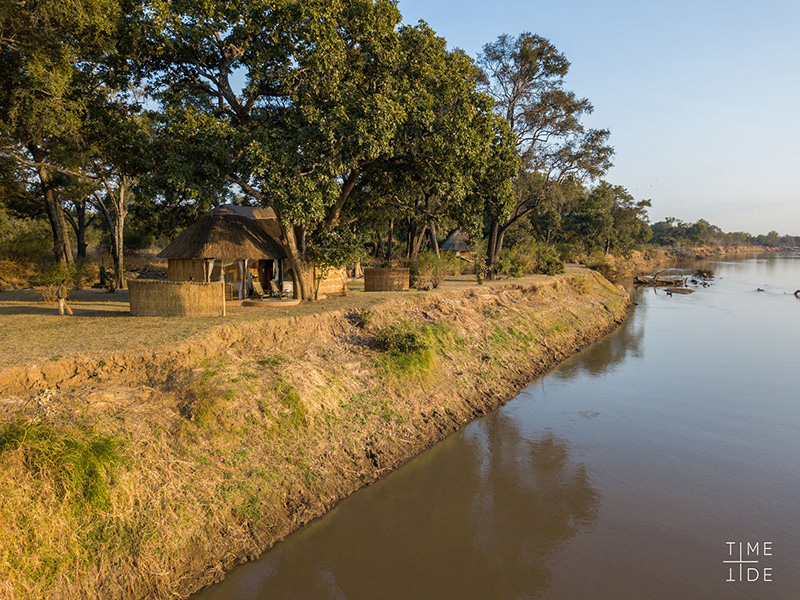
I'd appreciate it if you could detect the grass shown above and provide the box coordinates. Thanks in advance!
[0,420,123,508]
[0,271,569,368]
[0,267,630,600]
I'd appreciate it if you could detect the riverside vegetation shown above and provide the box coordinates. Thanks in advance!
[0,269,628,600]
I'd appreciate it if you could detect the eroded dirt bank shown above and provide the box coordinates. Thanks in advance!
[0,269,629,600]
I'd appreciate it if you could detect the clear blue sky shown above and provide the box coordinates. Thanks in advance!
[396,0,800,235]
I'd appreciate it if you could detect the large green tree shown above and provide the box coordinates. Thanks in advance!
[137,0,411,298]
[139,0,515,298]
[560,182,651,255]
[353,25,518,260]
[0,0,120,265]
[477,33,613,267]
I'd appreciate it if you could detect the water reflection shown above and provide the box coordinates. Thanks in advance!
[193,415,599,600]
[462,416,600,599]
[554,300,646,380]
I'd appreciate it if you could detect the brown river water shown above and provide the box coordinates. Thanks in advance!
[194,254,800,600]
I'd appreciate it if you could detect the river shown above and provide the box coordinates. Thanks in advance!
[194,254,800,600]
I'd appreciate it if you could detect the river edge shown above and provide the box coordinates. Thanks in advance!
[0,268,630,600]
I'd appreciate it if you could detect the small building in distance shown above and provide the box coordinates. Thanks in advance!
[440,230,475,259]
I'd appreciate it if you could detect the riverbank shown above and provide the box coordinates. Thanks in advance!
[0,268,629,600]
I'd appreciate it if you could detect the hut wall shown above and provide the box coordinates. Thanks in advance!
[128,279,226,317]
[168,259,206,282]
[364,268,410,292]
[316,267,348,295]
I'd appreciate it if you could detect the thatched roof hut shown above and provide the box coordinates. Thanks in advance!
[158,209,287,299]
[440,230,474,253]
[158,213,285,261]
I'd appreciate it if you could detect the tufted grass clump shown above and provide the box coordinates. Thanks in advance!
[0,420,123,508]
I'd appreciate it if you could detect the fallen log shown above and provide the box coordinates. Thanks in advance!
[665,287,694,295]
[634,275,686,287]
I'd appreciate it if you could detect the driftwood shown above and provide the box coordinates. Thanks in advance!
[634,274,685,287]
[665,287,694,295]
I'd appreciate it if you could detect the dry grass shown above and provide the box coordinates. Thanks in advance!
[0,271,565,368]
[0,268,630,600]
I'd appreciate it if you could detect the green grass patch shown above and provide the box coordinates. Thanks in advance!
[257,354,287,368]
[0,420,124,508]
[271,378,308,432]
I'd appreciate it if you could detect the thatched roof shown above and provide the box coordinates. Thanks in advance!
[440,230,473,253]
[158,214,286,260]
[211,204,277,220]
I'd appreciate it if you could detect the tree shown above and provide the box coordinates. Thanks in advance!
[561,182,651,255]
[139,1,514,298]
[354,26,518,261]
[477,33,613,267]
[0,0,120,265]
[137,0,412,299]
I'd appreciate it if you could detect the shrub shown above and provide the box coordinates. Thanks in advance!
[496,240,539,278]
[535,245,565,275]
[408,250,463,290]
[374,325,428,354]
[0,208,52,263]
[409,250,450,290]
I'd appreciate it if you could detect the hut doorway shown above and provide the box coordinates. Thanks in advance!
[209,259,252,300]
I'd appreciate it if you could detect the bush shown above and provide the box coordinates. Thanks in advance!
[535,244,565,275]
[374,324,428,354]
[496,240,539,278]
[409,250,461,290]
[494,239,563,277]
[0,208,52,263]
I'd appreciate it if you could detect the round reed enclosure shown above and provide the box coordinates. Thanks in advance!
[363,268,410,292]
[127,279,226,317]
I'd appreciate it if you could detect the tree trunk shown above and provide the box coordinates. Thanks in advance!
[406,218,414,260]
[74,200,88,260]
[63,201,89,261]
[409,224,428,261]
[487,220,500,267]
[112,210,125,289]
[276,213,316,300]
[387,218,394,261]
[496,227,507,261]
[428,222,439,256]
[28,145,73,266]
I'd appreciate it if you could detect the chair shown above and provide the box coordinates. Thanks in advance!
[269,280,288,299]
[251,280,269,299]
[224,283,235,301]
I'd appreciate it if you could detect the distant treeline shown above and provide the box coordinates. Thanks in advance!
[650,218,798,248]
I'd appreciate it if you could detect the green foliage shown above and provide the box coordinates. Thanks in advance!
[535,244,565,275]
[311,225,366,297]
[648,217,794,248]
[374,325,428,354]
[39,262,93,291]
[0,208,52,262]
[478,33,613,264]
[559,181,651,256]
[408,250,460,290]
[496,239,539,278]
[0,420,123,508]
